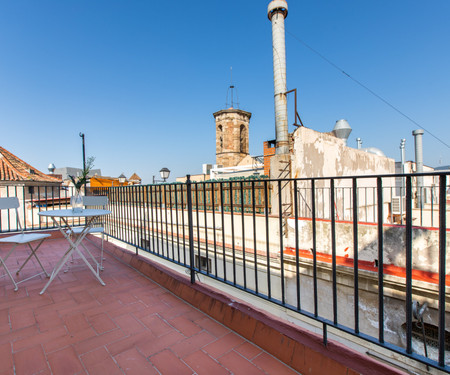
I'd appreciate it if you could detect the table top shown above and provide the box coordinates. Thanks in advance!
[38,209,111,218]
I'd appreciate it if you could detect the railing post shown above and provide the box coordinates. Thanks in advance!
[438,174,447,366]
[186,175,196,284]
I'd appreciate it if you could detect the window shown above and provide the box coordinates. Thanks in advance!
[218,125,223,151]
[240,125,247,153]
[141,238,150,250]
[195,255,211,272]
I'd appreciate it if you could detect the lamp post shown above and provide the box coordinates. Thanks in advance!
[79,133,86,170]
[153,168,171,184]
[160,168,170,182]
[118,174,126,185]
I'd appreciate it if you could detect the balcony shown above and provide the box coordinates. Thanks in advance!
[1,171,449,374]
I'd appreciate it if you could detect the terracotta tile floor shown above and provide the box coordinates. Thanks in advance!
[0,236,300,375]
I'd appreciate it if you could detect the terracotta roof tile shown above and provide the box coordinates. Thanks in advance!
[129,173,141,181]
[0,146,61,183]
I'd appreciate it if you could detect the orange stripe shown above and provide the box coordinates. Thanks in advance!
[284,247,450,286]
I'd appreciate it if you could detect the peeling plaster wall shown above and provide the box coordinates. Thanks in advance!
[291,127,395,181]
[286,218,450,274]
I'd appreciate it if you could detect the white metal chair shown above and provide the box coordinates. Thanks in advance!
[0,197,50,291]
[68,195,108,271]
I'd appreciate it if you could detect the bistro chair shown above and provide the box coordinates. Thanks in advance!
[0,197,50,291]
[68,195,108,272]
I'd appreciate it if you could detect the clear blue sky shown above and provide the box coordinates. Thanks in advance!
[1,1,449,183]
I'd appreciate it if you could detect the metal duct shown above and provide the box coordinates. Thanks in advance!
[332,119,352,145]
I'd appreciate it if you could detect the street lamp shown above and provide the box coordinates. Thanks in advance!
[160,168,170,182]
[118,174,126,185]
[153,168,171,184]
[79,133,86,170]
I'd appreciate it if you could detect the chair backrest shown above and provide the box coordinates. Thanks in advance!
[0,197,24,233]
[0,197,20,210]
[82,195,108,208]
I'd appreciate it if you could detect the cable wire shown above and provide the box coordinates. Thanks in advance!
[286,30,450,149]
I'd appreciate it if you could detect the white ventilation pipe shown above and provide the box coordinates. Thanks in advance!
[268,0,289,155]
[400,139,406,173]
[412,129,424,207]
[356,138,362,149]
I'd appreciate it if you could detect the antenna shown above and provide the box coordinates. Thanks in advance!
[226,66,240,109]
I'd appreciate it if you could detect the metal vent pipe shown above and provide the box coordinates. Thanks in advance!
[268,0,289,155]
[356,138,362,149]
[412,129,424,207]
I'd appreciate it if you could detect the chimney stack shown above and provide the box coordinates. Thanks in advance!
[412,129,424,207]
[268,0,289,155]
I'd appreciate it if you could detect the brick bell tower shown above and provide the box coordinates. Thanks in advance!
[213,74,252,168]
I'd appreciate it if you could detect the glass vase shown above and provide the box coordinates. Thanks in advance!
[71,191,83,213]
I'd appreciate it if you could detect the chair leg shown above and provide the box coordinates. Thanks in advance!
[100,233,104,271]
[81,233,105,271]
[0,256,18,292]
[17,240,50,278]
[64,234,76,273]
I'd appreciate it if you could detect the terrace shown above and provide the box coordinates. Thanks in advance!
[0,236,300,374]
[1,171,449,374]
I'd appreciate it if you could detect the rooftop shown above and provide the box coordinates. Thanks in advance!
[0,146,61,183]
[0,235,299,374]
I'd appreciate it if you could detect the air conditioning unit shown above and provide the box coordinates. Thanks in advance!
[391,197,406,214]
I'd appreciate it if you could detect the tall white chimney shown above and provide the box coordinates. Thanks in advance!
[412,129,424,208]
[268,0,289,155]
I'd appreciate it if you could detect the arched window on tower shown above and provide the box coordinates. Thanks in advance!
[240,125,247,153]
[218,125,223,152]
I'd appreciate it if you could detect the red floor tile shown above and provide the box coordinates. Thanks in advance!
[62,312,90,335]
[13,326,67,352]
[0,342,13,373]
[47,346,84,374]
[88,312,117,334]
[0,238,300,375]
[234,341,263,360]
[170,331,217,358]
[114,347,158,375]
[138,330,185,357]
[112,314,146,335]
[74,329,126,355]
[14,345,49,375]
[139,314,173,337]
[43,326,97,354]
[194,316,230,338]
[252,352,300,375]
[106,331,152,357]
[149,349,193,375]
[9,309,36,330]
[218,351,267,375]
[168,315,203,337]
[80,346,111,368]
[184,350,231,375]
[203,331,245,359]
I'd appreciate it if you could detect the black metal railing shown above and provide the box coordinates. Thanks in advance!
[1,171,449,371]
[0,185,81,232]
